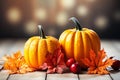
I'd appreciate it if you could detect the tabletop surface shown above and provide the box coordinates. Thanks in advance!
[0,39,120,80]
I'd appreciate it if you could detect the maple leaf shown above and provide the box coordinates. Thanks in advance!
[81,49,115,75]
[42,48,68,74]
[3,49,68,74]
[3,51,35,74]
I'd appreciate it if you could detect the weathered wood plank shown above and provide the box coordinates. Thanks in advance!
[101,40,120,59]
[79,74,112,80]
[101,40,120,80]
[109,71,120,80]
[0,70,10,80]
[8,71,46,80]
[0,39,26,58]
[0,59,4,65]
[7,40,25,55]
[47,73,78,80]
[0,65,3,70]
[0,39,16,58]
[106,40,120,80]
[111,40,120,51]
[0,39,120,80]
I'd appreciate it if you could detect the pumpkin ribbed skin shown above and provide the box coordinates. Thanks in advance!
[59,28,100,69]
[24,36,60,69]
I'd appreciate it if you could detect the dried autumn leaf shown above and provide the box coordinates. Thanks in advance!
[3,51,35,74]
[41,48,68,74]
[3,49,68,74]
[81,49,115,75]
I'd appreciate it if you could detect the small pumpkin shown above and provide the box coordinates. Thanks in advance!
[59,17,101,69]
[24,25,60,69]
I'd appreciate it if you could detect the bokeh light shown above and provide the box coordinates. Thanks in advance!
[34,8,47,21]
[6,7,21,24]
[0,0,120,39]
[94,15,108,30]
[77,5,89,17]
[56,11,68,26]
[61,0,76,10]
[24,21,38,35]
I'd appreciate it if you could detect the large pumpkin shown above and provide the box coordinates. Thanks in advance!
[24,25,60,69]
[59,17,101,69]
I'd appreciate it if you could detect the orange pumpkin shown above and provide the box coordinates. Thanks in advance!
[24,25,60,69]
[59,17,101,69]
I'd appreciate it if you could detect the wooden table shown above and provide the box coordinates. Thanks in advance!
[0,39,120,80]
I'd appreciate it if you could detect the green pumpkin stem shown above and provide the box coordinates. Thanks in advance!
[69,17,82,30]
[38,25,46,39]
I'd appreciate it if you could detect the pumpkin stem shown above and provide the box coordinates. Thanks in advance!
[38,25,46,39]
[69,17,82,30]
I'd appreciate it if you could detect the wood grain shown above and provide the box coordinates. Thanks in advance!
[79,74,112,80]
[0,70,10,80]
[112,40,120,51]
[107,40,120,80]
[0,40,15,58]
[8,71,46,80]
[101,40,120,59]
[109,71,120,80]
[47,73,78,80]
[0,65,3,70]
[7,40,25,54]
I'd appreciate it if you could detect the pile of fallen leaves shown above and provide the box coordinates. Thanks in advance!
[3,49,68,74]
[39,48,68,74]
[3,51,35,74]
[81,49,115,75]
[3,49,117,75]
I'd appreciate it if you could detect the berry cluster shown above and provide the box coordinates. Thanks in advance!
[66,58,81,74]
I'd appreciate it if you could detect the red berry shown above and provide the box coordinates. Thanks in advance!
[70,63,81,74]
[111,60,120,70]
[66,58,75,67]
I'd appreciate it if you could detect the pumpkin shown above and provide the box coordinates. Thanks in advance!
[59,17,101,69]
[24,25,60,69]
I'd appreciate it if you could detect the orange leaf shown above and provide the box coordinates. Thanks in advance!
[82,49,115,75]
[3,51,35,74]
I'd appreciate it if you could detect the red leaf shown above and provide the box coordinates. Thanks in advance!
[44,48,68,74]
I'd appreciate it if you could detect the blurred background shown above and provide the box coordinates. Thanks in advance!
[0,0,120,39]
